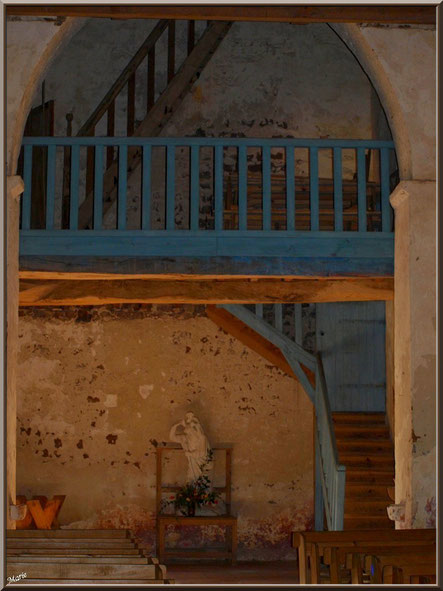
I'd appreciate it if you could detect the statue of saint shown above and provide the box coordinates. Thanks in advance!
[169,412,213,482]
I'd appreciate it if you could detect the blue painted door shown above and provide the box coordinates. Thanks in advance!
[316,302,386,412]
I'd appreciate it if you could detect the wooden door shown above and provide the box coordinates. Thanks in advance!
[316,301,386,412]
[17,100,54,228]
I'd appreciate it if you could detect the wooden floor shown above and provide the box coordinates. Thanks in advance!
[166,561,299,584]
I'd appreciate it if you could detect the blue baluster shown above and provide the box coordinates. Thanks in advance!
[286,146,295,231]
[166,145,175,231]
[238,145,247,231]
[380,147,390,232]
[310,147,319,231]
[357,147,366,232]
[142,144,151,230]
[22,145,33,230]
[214,145,223,231]
[94,145,104,231]
[69,144,80,230]
[118,144,128,230]
[262,145,271,231]
[190,145,200,231]
[333,147,343,232]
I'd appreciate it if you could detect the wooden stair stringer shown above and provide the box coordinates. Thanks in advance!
[206,305,315,393]
[78,20,233,229]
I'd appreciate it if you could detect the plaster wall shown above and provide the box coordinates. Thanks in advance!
[30,19,388,229]
[16,306,314,559]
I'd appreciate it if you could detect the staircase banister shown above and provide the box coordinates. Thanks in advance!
[76,19,169,137]
[219,304,317,371]
[315,352,343,470]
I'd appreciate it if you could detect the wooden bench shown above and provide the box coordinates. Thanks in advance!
[292,529,436,584]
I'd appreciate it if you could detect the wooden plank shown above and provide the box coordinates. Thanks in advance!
[7,529,129,538]
[6,5,436,24]
[26,498,64,530]
[20,230,395,260]
[6,549,140,556]
[7,557,148,564]
[18,276,394,306]
[6,563,157,579]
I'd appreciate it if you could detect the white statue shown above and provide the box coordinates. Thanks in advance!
[169,412,213,482]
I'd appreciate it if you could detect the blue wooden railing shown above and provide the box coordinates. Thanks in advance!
[19,136,395,269]
[219,303,345,530]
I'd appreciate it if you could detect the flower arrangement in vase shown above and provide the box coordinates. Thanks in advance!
[161,450,221,516]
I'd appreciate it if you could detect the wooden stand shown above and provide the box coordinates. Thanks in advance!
[155,442,237,565]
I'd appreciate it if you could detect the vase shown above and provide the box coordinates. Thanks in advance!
[182,502,196,517]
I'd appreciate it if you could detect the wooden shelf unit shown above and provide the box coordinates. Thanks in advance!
[155,442,237,564]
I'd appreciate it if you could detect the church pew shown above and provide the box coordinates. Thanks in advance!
[291,529,436,584]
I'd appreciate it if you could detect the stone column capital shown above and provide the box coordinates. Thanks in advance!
[389,180,436,210]
[7,175,24,201]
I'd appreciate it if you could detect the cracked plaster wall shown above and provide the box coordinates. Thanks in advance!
[17,305,314,559]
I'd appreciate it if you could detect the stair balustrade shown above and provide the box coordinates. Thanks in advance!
[19,136,395,268]
[217,303,345,531]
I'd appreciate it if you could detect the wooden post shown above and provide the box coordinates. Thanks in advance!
[187,20,195,55]
[147,46,155,113]
[127,72,136,135]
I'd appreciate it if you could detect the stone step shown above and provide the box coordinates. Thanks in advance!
[6,562,157,580]
[7,529,130,538]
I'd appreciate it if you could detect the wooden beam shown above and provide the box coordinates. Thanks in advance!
[206,305,315,386]
[18,275,393,306]
[6,5,437,25]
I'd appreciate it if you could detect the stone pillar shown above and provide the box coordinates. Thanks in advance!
[6,175,24,529]
[390,180,436,529]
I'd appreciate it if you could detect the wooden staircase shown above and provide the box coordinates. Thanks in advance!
[6,529,173,584]
[74,19,232,229]
[333,412,395,530]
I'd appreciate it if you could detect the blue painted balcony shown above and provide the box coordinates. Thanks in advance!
[19,136,395,277]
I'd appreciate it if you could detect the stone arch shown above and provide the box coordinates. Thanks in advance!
[330,23,413,180]
[7,17,87,176]
[8,19,412,180]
